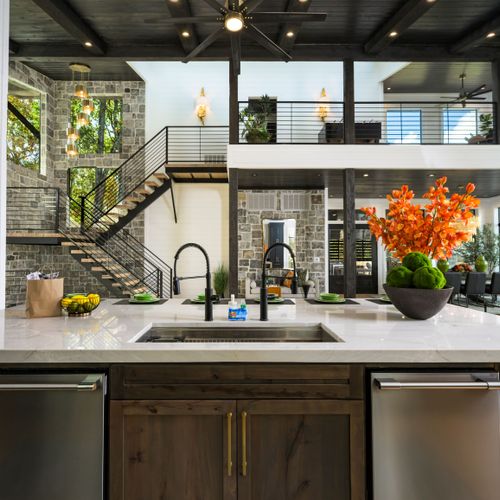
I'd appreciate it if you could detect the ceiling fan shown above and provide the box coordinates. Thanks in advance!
[163,0,327,74]
[441,73,491,108]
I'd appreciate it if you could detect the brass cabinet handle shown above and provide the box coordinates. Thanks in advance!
[241,411,248,477]
[227,412,233,477]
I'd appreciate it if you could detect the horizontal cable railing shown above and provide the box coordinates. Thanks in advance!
[63,195,172,298]
[7,187,59,232]
[81,126,168,229]
[354,101,497,144]
[167,126,229,163]
[238,101,344,144]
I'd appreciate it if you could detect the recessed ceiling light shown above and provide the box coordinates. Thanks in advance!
[386,87,391,91]
[84,41,92,47]
[487,32,496,38]
[429,173,435,177]
[286,31,295,38]
[363,173,369,177]
[298,0,308,3]
[181,31,190,38]
[224,11,244,32]
[389,31,398,38]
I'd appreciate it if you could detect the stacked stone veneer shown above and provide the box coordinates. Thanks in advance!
[5,62,146,306]
[237,190,325,296]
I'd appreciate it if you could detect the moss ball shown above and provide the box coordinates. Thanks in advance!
[412,266,446,289]
[386,266,414,288]
[402,252,432,272]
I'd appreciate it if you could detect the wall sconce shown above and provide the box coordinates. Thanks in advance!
[196,87,209,125]
[318,88,329,122]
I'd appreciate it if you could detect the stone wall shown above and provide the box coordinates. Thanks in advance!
[5,63,146,305]
[237,190,325,296]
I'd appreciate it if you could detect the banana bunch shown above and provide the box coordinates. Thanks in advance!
[60,293,101,315]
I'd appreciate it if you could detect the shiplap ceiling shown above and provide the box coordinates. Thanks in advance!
[237,169,500,199]
[8,0,500,80]
[384,62,493,94]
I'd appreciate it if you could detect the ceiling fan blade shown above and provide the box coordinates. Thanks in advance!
[467,85,488,96]
[145,16,221,24]
[469,88,491,97]
[183,26,225,62]
[230,32,241,76]
[245,24,292,61]
[240,0,266,14]
[466,97,487,100]
[200,0,228,15]
[250,12,327,23]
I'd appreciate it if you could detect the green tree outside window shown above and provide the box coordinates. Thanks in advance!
[7,95,40,171]
[70,97,123,154]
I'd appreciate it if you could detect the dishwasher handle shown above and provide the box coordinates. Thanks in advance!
[375,377,500,391]
[0,375,101,392]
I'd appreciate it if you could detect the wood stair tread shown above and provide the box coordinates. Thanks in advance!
[153,172,169,180]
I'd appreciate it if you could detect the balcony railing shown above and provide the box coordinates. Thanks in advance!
[167,126,229,163]
[235,100,496,145]
[354,101,496,145]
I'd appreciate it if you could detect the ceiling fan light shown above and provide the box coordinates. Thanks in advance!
[286,31,295,38]
[486,32,496,39]
[225,12,244,32]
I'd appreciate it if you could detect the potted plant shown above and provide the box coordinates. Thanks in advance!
[239,95,273,144]
[362,177,479,319]
[467,113,494,144]
[213,264,229,298]
[455,224,500,274]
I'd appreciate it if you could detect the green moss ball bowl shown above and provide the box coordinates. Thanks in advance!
[383,284,453,320]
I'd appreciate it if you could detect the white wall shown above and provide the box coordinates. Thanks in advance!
[145,183,229,298]
[0,1,9,309]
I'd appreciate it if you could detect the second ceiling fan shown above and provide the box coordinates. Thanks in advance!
[171,0,327,74]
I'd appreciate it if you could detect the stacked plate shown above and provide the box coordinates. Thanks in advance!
[129,292,160,304]
[314,293,346,304]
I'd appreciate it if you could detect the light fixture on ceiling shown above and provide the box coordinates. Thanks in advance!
[363,173,369,177]
[389,31,398,38]
[66,126,79,141]
[318,87,329,122]
[224,11,244,32]
[84,41,92,47]
[82,99,94,114]
[386,87,391,91]
[486,32,496,39]
[286,31,295,38]
[428,173,435,177]
[76,112,89,127]
[66,142,78,157]
[181,30,191,38]
[196,87,209,125]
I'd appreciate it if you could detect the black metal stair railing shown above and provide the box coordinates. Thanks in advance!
[80,126,169,230]
[62,195,172,298]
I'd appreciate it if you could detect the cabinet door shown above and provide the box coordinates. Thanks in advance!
[237,400,365,500]
[110,400,237,500]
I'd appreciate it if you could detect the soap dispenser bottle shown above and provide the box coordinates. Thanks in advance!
[228,294,238,321]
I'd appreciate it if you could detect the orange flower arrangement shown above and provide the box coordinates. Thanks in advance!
[361,177,479,260]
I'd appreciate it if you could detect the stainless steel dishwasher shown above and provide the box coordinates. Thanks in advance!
[371,372,500,500]
[0,373,106,500]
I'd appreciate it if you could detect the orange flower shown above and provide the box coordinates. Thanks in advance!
[361,177,479,260]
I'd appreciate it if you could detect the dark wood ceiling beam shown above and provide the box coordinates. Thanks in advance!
[164,0,199,53]
[10,43,500,62]
[277,0,311,53]
[364,0,441,54]
[31,0,106,55]
[9,39,19,55]
[451,13,500,53]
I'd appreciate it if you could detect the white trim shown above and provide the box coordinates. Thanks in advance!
[0,0,10,309]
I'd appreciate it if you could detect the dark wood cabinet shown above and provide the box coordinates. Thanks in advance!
[109,400,237,500]
[237,400,365,500]
[109,365,366,500]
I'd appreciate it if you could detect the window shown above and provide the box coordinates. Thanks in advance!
[442,108,477,144]
[68,166,121,224]
[386,109,422,144]
[70,97,123,154]
[7,85,41,171]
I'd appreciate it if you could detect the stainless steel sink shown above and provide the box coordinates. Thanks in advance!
[135,325,341,343]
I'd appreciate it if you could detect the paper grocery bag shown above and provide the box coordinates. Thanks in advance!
[25,278,64,318]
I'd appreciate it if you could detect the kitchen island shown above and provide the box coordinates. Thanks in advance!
[1,299,500,500]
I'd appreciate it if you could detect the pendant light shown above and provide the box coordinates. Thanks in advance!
[67,63,92,157]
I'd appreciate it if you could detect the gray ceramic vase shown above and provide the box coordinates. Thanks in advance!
[383,284,453,320]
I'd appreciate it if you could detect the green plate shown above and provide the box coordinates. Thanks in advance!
[314,297,346,304]
[129,297,161,304]
[320,293,341,301]
[254,297,286,304]
[379,295,392,303]
[190,298,206,304]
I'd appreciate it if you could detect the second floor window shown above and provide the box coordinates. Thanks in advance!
[386,109,422,144]
[70,97,123,154]
[442,108,477,144]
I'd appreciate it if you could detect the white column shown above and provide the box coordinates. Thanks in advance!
[0,0,9,309]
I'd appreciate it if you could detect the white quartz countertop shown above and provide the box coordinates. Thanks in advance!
[1,298,500,363]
